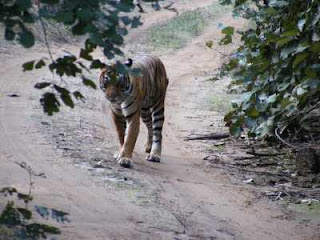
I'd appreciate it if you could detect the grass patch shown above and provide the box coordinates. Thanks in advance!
[147,2,230,51]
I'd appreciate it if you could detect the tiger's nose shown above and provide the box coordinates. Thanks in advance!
[107,89,118,102]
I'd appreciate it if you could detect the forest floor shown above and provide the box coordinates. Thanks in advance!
[0,0,319,239]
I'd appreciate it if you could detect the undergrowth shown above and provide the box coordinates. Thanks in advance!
[147,2,231,51]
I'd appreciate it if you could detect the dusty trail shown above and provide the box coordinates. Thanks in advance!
[0,1,319,239]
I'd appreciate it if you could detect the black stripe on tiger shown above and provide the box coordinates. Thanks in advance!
[121,96,137,109]
[153,108,164,117]
[153,116,164,124]
[153,126,163,132]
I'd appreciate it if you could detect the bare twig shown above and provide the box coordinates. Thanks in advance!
[246,150,286,157]
[215,162,292,178]
[163,2,179,15]
[36,1,54,63]
[15,161,46,197]
[185,132,229,141]
[171,205,199,234]
[275,127,299,150]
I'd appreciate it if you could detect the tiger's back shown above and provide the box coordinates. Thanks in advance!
[132,55,168,108]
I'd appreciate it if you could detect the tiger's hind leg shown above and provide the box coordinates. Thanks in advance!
[141,108,153,154]
[146,100,165,163]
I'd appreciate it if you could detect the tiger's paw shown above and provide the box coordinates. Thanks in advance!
[146,154,161,163]
[144,142,152,153]
[117,157,134,168]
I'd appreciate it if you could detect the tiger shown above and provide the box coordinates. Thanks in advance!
[99,55,169,168]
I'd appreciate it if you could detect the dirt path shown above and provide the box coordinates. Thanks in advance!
[0,1,319,240]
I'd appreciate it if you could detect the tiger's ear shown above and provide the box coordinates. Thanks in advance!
[125,58,133,67]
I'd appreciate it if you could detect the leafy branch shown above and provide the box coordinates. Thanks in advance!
[218,0,320,141]
[1,0,142,115]
[0,162,69,239]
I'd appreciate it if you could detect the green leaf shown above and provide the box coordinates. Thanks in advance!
[0,187,17,196]
[305,66,317,78]
[269,0,288,7]
[77,8,94,22]
[22,11,35,23]
[256,122,270,137]
[82,77,97,89]
[5,28,15,41]
[40,92,60,116]
[55,11,75,24]
[53,85,74,108]
[280,98,290,108]
[72,21,87,35]
[54,85,69,95]
[293,52,309,67]
[264,7,276,15]
[34,82,51,89]
[224,111,234,123]
[277,82,290,91]
[222,26,234,35]
[280,44,297,59]
[277,37,292,46]
[17,193,33,203]
[235,0,246,7]
[266,116,275,127]
[247,107,259,118]
[90,59,105,69]
[35,59,46,69]
[0,202,21,226]
[60,93,74,108]
[266,94,277,104]
[281,29,299,38]
[51,209,70,223]
[16,0,32,9]
[310,41,320,53]
[206,40,213,48]
[219,35,232,45]
[73,91,85,102]
[35,205,50,219]
[17,208,32,220]
[18,30,35,48]
[230,125,241,137]
[120,16,131,25]
[25,223,61,237]
[39,0,59,4]
[22,61,35,71]
[80,49,93,61]
[130,16,142,28]
[244,117,256,128]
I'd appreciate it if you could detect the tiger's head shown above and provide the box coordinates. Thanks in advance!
[99,59,133,103]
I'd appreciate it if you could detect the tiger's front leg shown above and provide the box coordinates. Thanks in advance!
[111,111,126,160]
[117,110,141,168]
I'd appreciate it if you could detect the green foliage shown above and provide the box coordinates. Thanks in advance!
[0,162,69,239]
[220,26,234,45]
[0,0,142,115]
[220,0,320,139]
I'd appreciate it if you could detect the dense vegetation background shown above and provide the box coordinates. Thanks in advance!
[220,0,320,144]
